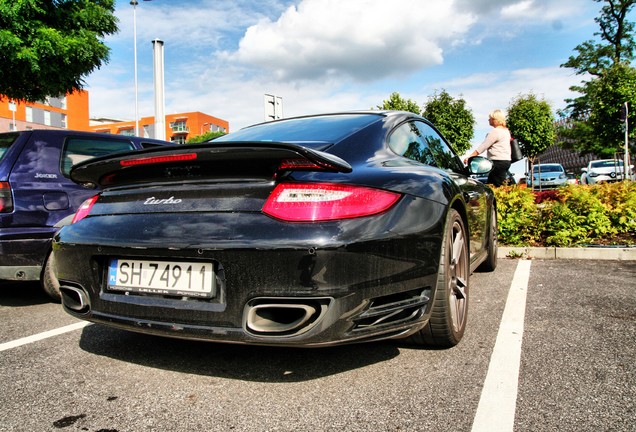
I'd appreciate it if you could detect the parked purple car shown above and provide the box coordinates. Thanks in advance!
[0,129,172,299]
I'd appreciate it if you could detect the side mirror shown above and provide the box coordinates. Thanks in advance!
[467,156,493,175]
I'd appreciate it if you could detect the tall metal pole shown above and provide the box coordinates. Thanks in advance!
[152,39,166,141]
[131,1,139,136]
[623,102,630,180]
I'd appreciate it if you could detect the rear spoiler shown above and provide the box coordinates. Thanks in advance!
[70,141,352,188]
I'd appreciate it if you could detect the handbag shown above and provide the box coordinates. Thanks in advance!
[510,138,523,163]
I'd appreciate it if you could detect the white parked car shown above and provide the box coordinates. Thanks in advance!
[580,159,634,184]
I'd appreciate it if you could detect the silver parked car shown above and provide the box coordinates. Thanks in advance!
[580,159,634,184]
[529,163,568,190]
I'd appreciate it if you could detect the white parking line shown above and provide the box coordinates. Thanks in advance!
[0,321,92,352]
[471,259,532,432]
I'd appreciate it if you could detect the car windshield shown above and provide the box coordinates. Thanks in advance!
[214,114,382,149]
[0,133,19,162]
[591,160,623,168]
[533,165,563,174]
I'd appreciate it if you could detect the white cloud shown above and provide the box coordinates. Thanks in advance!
[86,0,596,134]
[228,0,476,82]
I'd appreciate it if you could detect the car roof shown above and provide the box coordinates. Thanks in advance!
[1,129,172,145]
[214,111,425,149]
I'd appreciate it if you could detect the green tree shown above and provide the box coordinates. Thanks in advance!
[568,64,636,157]
[377,92,421,114]
[421,89,475,155]
[186,130,226,144]
[507,93,556,165]
[0,0,118,102]
[562,0,635,77]
[559,0,636,155]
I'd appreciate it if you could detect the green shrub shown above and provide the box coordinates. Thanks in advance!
[540,185,616,246]
[593,182,636,235]
[493,185,540,246]
[493,182,636,247]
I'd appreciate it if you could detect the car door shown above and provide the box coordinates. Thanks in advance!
[411,121,490,258]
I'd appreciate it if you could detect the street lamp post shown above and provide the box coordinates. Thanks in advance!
[131,0,140,136]
[131,0,152,137]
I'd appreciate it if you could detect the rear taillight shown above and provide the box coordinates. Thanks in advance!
[0,181,13,213]
[262,183,401,222]
[72,195,99,224]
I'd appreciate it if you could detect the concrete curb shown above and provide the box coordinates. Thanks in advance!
[498,246,636,260]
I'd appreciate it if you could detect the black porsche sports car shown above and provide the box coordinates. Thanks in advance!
[53,111,497,347]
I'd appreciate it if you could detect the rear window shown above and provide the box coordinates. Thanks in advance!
[62,137,135,176]
[215,114,381,148]
[0,133,20,162]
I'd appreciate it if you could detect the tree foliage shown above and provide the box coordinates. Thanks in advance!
[562,64,636,157]
[562,0,635,76]
[507,93,556,163]
[559,0,636,156]
[421,89,475,155]
[377,92,421,114]
[186,131,226,144]
[0,0,118,102]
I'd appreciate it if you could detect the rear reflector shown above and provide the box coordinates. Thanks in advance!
[0,181,13,213]
[120,153,197,167]
[262,183,400,222]
[72,195,99,224]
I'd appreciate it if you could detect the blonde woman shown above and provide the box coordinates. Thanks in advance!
[465,109,512,186]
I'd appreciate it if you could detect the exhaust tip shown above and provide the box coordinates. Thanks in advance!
[60,286,90,314]
[244,298,330,337]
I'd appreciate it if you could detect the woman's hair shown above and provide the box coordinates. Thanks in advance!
[489,109,507,127]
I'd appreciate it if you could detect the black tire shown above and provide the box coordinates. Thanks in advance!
[42,252,61,302]
[477,205,498,272]
[407,209,469,347]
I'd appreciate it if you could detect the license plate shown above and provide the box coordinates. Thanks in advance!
[108,259,215,298]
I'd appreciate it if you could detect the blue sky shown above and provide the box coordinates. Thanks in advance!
[86,0,630,171]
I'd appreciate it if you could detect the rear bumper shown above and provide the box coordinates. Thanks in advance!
[55,240,440,346]
[0,229,56,281]
[54,197,446,346]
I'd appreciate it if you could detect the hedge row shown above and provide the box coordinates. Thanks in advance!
[492,182,636,247]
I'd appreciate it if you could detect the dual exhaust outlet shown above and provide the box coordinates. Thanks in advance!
[59,287,330,338]
[244,298,330,337]
[60,286,90,314]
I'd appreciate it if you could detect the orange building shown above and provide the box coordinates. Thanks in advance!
[0,91,90,132]
[1,91,229,144]
[90,111,229,144]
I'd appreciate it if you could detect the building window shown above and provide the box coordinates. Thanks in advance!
[170,121,188,133]
[170,135,186,144]
[44,110,51,126]
[118,128,135,136]
[60,97,67,109]
[61,114,67,129]
[25,107,33,123]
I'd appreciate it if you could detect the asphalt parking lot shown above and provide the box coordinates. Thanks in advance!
[1,258,634,432]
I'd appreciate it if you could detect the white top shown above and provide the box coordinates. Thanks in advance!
[475,127,512,161]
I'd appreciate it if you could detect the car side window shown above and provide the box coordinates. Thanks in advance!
[413,122,465,173]
[62,138,135,177]
[389,121,464,173]
[388,122,438,167]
